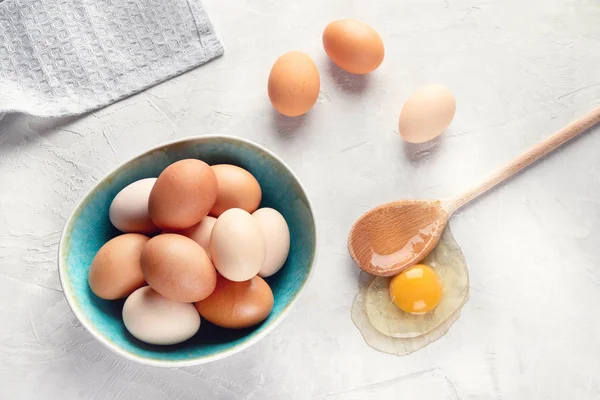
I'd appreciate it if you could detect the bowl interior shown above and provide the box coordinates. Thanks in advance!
[60,136,316,364]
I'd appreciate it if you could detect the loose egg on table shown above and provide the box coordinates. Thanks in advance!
[268,51,320,117]
[399,84,456,143]
[352,227,469,355]
[88,160,292,346]
[323,19,385,75]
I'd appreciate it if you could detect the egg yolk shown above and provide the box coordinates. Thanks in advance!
[389,264,442,314]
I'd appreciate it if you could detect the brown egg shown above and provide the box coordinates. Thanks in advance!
[194,274,274,329]
[88,233,148,300]
[323,19,384,75]
[140,233,217,302]
[268,51,320,117]
[210,165,262,217]
[149,159,218,230]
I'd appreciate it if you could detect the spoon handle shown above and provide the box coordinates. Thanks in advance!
[445,105,600,213]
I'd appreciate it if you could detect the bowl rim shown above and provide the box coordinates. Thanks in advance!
[58,134,318,367]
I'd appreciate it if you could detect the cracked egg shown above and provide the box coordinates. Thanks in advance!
[352,226,469,355]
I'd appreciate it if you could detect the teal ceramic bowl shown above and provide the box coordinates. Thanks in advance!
[58,135,317,367]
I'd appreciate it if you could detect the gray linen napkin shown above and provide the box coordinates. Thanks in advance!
[0,0,223,117]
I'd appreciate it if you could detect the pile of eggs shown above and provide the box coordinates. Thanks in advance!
[267,19,456,144]
[88,160,291,345]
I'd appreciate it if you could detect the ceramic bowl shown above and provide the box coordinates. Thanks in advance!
[58,135,317,367]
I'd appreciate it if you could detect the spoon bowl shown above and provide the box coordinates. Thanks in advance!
[348,200,449,276]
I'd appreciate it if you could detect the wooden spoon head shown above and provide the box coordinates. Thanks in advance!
[348,200,449,276]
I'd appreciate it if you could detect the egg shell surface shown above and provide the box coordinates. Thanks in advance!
[88,233,149,300]
[399,84,456,143]
[210,208,266,282]
[141,233,217,302]
[210,165,262,217]
[253,208,290,278]
[194,274,274,329]
[323,19,385,75]
[109,178,158,234]
[148,159,218,230]
[268,51,320,117]
[123,286,201,345]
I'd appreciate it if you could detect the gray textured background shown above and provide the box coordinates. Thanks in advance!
[1,0,600,398]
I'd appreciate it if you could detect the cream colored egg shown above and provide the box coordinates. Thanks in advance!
[399,85,456,143]
[109,178,158,234]
[140,234,217,302]
[122,286,201,345]
[210,208,266,282]
[252,208,290,278]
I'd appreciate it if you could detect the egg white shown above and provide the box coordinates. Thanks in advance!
[351,226,470,355]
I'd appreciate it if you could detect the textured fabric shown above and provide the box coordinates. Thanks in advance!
[0,0,223,117]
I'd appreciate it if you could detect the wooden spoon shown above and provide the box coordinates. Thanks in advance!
[348,106,600,277]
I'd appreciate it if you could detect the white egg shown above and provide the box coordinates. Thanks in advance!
[109,178,158,234]
[253,208,290,277]
[122,286,200,345]
[210,208,266,282]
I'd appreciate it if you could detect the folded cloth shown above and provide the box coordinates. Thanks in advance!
[0,0,223,117]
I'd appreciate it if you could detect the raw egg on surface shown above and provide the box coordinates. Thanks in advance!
[268,51,320,117]
[323,19,384,75]
[210,165,262,217]
[352,226,469,354]
[149,159,218,230]
[389,264,442,315]
[399,84,456,143]
[195,274,274,329]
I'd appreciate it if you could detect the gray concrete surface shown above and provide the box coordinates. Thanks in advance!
[1,0,599,398]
